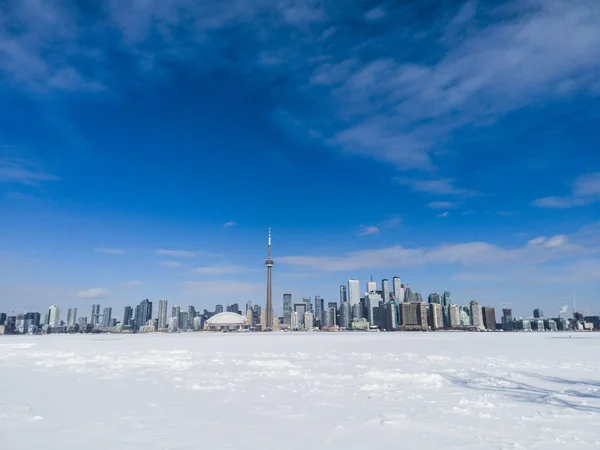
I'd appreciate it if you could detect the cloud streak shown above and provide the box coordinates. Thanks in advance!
[75,288,108,299]
[95,247,125,255]
[533,173,600,208]
[156,249,196,258]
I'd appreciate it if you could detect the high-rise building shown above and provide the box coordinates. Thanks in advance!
[302,297,312,312]
[428,293,441,304]
[339,285,347,303]
[290,311,300,330]
[314,296,324,323]
[366,280,377,294]
[134,299,152,331]
[442,291,451,327]
[365,292,382,326]
[400,302,418,326]
[449,304,460,328]
[48,305,60,328]
[78,316,88,330]
[340,302,351,329]
[429,303,443,330]
[459,306,471,326]
[179,312,189,330]
[502,308,513,331]
[533,309,543,318]
[348,279,360,307]
[0,313,6,326]
[123,306,133,327]
[187,306,197,328]
[252,305,261,326]
[215,305,224,314]
[351,302,363,321]
[381,279,390,302]
[158,299,168,329]
[385,301,399,330]
[264,227,274,330]
[294,303,307,326]
[91,304,100,326]
[392,277,401,301]
[304,311,314,330]
[283,293,292,325]
[482,306,496,330]
[168,316,178,332]
[102,307,112,328]
[417,302,428,330]
[470,301,484,329]
[67,308,78,328]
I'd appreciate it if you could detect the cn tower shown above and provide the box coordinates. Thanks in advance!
[265,227,274,330]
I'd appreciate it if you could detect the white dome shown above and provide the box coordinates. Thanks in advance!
[206,312,247,326]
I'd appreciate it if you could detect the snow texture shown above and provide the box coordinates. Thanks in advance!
[1,333,599,449]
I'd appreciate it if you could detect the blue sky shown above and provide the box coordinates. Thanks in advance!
[1,0,600,318]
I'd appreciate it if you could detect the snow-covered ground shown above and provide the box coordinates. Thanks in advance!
[1,332,599,449]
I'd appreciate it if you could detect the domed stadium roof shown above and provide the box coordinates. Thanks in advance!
[206,312,247,325]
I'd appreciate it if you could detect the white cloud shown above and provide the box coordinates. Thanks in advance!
[95,247,125,255]
[527,236,547,246]
[156,249,196,258]
[194,265,248,275]
[365,7,386,21]
[0,157,59,185]
[544,234,568,248]
[427,201,455,209]
[119,280,142,288]
[438,212,450,218]
[75,288,108,299]
[163,261,182,267]
[395,177,469,195]
[533,173,600,208]
[358,225,380,236]
[223,221,237,228]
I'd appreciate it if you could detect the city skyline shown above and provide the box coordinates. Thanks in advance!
[2,1,600,316]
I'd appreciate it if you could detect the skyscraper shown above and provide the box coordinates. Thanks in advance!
[67,308,77,328]
[392,277,401,301]
[134,299,152,331]
[91,304,100,326]
[215,304,224,314]
[172,305,181,319]
[365,292,382,325]
[367,280,377,294]
[533,308,543,318]
[449,304,460,328]
[102,308,112,328]
[158,299,168,330]
[385,301,398,330]
[381,279,390,302]
[294,303,307,326]
[348,279,360,307]
[123,306,133,327]
[265,227,274,330]
[428,293,441,304]
[429,303,443,330]
[302,296,312,312]
[314,296,324,323]
[482,306,496,330]
[339,285,347,303]
[48,305,60,328]
[340,301,351,329]
[502,308,513,331]
[283,293,292,325]
[470,301,483,329]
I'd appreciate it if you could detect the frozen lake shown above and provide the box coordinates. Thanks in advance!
[1,332,599,449]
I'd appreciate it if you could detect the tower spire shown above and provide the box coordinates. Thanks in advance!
[265,227,274,330]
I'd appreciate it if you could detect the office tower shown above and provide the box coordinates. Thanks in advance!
[283,293,292,325]
[327,307,337,327]
[533,308,543,318]
[502,308,513,331]
[302,297,312,312]
[403,285,413,303]
[414,292,423,303]
[429,303,443,330]
[314,296,324,323]
[48,305,60,328]
[67,308,77,328]
[188,306,197,327]
[157,299,168,329]
[392,277,401,300]
[245,308,254,326]
[442,291,452,307]
[192,316,201,331]
[327,301,337,324]
[168,316,178,332]
[381,279,390,302]
[339,285,347,303]
[123,306,133,327]
[340,302,351,329]
[449,304,460,328]
[459,306,471,326]
[366,280,377,294]
[215,304,223,314]
[365,292,382,325]
[470,301,484,329]
[77,316,88,330]
[102,308,112,328]
[294,303,307,326]
[417,302,428,330]
[304,311,314,330]
[0,313,6,326]
[290,311,300,330]
[4,316,16,334]
[351,302,363,321]
[428,293,441,304]
[348,279,360,307]
[400,303,418,326]
[91,304,100,326]
[482,306,496,330]
[442,291,451,327]
[385,301,398,330]
[265,227,275,330]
